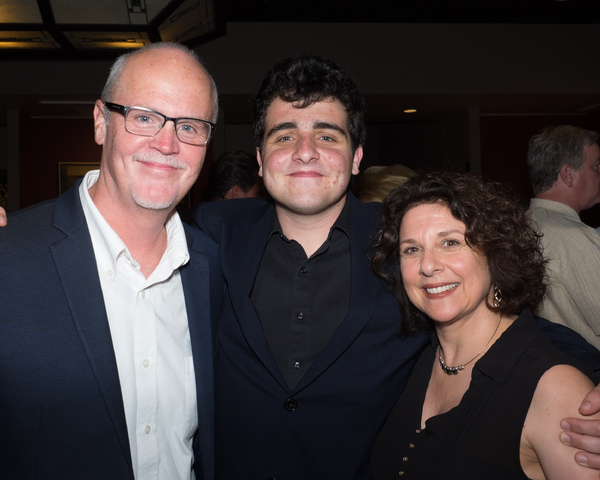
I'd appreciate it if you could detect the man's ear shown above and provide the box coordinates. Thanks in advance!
[559,163,575,188]
[351,145,364,176]
[257,147,263,177]
[93,100,107,146]
[224,185,243,199]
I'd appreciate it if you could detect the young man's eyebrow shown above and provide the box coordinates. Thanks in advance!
[314,122,347,136]
[265,122,297,139]
[265,121,348,140]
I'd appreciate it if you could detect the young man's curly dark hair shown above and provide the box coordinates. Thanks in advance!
[253,54,366,153]
[371,171,547,335]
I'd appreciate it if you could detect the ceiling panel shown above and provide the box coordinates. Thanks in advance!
[159,0,216,43]
[0,0,43,23]
[50,0,133,24]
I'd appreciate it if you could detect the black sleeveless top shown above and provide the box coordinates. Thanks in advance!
[370,310,593,479]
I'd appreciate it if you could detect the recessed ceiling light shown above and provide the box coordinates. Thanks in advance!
[404,109,417,113]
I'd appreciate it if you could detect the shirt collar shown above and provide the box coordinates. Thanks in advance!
[79,170,190,281]
[529,198,581,221]
[269,194,352,240]
[431,310,541,385]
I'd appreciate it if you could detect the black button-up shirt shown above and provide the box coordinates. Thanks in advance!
[250,198,352,390]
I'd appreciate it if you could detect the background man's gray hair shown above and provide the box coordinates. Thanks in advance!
[527,125,599,195]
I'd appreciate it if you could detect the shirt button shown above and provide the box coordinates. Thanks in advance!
[297,312,303,320]
[300,267,307,274]
[285,398,298,411]
[142,359,150,368]
[293,361,301,369]
[107,269,114,277]
[140,290,146,299]
[145,425,151,434]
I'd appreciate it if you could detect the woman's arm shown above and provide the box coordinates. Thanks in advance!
[522,364,600,479]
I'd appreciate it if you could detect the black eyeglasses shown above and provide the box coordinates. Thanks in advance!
[104,101,215,146]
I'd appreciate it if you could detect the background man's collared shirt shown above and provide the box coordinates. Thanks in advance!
[251,198,352,390]
[529,197,600,349]
[80,170,197,480]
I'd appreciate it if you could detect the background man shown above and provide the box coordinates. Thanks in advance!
[202,150,264,201]
[196,55,600,479]
[0,43,222,479]
[528,125,600,349]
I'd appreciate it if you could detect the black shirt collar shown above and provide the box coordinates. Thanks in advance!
[269,194,352,240]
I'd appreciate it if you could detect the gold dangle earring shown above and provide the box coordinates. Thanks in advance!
[493,286,503,309]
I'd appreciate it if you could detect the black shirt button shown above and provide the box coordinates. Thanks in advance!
[300,267,307,274]
[297,312,303,320]
[285,398,298,411]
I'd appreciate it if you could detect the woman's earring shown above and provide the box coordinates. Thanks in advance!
[493,286,503,308]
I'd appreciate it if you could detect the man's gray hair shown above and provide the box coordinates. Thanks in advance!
[100,42,218,122]
[527,125,599,195]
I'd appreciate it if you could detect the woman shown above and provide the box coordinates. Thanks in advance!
[370,172,599,479]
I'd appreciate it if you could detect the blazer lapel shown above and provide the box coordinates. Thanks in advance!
[294,195,385,391]
[223,204,290,389]
[220,197,385,394]
[50,187,132,470]
[180,229,216,480]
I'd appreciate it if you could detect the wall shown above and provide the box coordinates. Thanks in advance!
[19,116,100,208]
[2,23,599,98]
[3,22,600,211]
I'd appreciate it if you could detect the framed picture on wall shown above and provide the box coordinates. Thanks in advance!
[58,162,100,195]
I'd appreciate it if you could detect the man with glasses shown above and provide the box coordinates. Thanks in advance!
[0,42,221,480]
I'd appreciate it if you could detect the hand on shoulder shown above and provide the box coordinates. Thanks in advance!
[561,382,600,470]
[522,364,600,478]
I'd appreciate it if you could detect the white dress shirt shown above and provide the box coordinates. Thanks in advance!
[80,170,197,480]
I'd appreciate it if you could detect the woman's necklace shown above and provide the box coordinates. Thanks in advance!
[438,315,502,375]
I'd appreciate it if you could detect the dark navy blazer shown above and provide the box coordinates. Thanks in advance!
[197,194,430,480]
[0,183,222,480]
[196,193,600,480]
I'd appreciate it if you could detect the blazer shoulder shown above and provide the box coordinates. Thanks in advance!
[535,314,600,377]
[183,221,219,257]
[349,193,381,223]
[192,198,274,241]
[349,193,382,240]
[0,199,60,250]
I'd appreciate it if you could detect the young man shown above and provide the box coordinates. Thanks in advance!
[196,54,600,479]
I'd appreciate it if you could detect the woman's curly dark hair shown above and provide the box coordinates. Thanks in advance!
[371,171,547,335]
